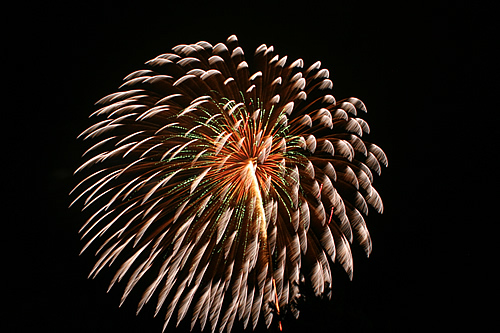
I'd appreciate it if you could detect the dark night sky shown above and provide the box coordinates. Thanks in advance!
[10,1,478,332]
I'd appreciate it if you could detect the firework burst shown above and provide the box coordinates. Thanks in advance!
[71,35,387,332]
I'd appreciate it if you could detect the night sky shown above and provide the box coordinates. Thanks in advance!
[11,1,473,332]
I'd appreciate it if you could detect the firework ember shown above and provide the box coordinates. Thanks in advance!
[71,35,387,332]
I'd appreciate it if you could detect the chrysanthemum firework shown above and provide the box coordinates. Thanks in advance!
[71,35,387,332]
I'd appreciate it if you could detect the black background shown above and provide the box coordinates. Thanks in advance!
[10,1,477,332]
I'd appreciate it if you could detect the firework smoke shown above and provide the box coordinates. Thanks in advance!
[71,35,387,332]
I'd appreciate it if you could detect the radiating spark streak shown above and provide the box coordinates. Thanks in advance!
[245,161,267,242]
[272,278,281,329]
[317,183,323,198]
[327,206,334,225]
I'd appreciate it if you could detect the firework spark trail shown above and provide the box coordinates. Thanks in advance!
[71,35,387,332]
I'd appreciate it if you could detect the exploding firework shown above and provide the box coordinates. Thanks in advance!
[71,35,387,332]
